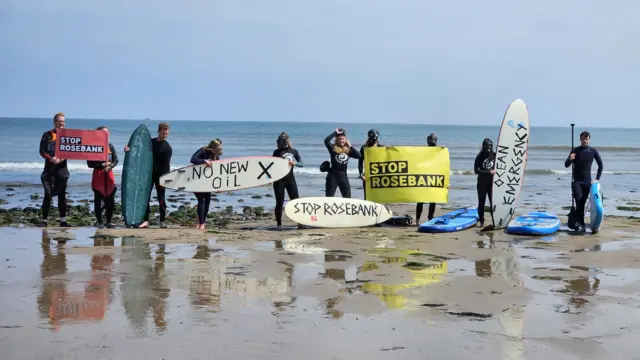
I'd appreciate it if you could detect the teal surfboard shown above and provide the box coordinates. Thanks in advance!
[121,125,153,227]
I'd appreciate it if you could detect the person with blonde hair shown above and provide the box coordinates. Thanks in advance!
[323,128,361,198]
[272,132,304,229]
[190,138,223,230]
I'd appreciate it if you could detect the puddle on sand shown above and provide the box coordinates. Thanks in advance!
[570,238,640,252]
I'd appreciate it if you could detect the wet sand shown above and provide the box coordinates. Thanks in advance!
[2,204,640,359]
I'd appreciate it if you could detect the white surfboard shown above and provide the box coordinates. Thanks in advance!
[159,156,292,192]
[491,99,530,229]
[285,197,393,228]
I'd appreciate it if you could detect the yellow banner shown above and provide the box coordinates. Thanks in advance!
[364,146,450,204]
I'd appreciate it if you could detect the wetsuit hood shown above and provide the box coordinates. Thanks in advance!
[427,133,437,146]
[482,138,493,152]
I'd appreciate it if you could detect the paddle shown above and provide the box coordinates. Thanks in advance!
[567,123,577,229]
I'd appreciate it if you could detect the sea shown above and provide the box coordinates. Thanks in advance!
[1,117,639,218]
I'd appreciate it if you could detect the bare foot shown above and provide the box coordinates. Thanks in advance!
[138,221,149,228]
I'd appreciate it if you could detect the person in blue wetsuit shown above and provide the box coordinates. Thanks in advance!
[272,132,304,229]
[564,130,603,232]
[324,128,361,198]
[190,139,223,230]
[474,138,496,228]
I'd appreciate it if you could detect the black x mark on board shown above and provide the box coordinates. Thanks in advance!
[257,161,274,180]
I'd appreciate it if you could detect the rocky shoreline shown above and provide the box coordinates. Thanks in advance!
[0,199,270,228]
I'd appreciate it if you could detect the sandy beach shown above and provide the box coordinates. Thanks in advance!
[1,203,640,359]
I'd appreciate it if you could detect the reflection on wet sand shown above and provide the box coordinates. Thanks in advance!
[559,244,603,310]
[475,239,494,278]
[487,232,525,360]
[38,231,115,331]
[120,237,170,335]
[358,247,447,309]
[171,239,295,319]
[189,244,222,313]
[37,230,68,324]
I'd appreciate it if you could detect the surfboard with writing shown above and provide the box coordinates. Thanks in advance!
[490,99,530,229]
[159,156,292,192]
[285,197,394,228]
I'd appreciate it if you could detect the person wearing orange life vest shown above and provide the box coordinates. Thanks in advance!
[38,112,70,227]
[87,126,119,229]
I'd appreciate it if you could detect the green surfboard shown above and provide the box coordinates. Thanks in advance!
[121,124,153,227]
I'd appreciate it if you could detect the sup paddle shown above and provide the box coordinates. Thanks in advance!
[567,123,577,229]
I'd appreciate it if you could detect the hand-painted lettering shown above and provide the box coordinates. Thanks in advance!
[293,202,322,215]
[511,157,523,167]
[220,161,249,175]
[322,203,380,217]
[257,161,274,180]
[192,165,215,179]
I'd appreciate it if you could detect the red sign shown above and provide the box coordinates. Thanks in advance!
[54,128,108,161]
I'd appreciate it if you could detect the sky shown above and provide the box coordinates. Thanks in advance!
[1,0,639,127]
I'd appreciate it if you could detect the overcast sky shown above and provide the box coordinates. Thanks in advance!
[1,0,638,127]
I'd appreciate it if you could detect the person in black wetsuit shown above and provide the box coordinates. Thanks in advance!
[272,132,304,229]
[190,139,223,230]
[39,112,70,227]
[125,123,172,228]
[359,129,383,200]
[87,126,118,229]
[474,138,496,228]
[564,130,603,232]
[414,133,445,225]
[324,128,361,198]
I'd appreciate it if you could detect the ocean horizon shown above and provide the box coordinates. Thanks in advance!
[3,116,640,130]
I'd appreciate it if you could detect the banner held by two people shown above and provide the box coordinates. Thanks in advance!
[363,146,450,204]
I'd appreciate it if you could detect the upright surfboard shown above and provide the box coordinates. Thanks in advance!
[121,125,153,227]
[285,197,393,228]
[588,182,604,233]
[417,207,479,233]
[159,156,292,192]
[491,99,530,229]
[505,211,561,236]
